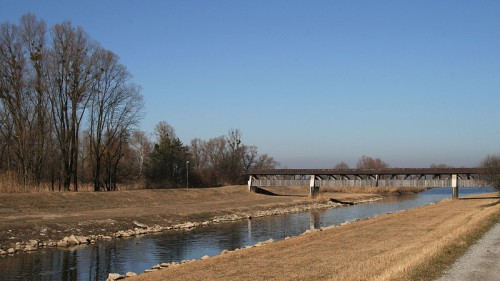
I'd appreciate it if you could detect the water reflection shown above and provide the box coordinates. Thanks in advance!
[1,247,80,281]
[248,219,252,240]
[309,211,321,229]
[0,187,495,281]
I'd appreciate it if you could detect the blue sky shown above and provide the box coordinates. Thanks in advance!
[1,1,499,168]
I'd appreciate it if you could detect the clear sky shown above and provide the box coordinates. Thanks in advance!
[1,1,499,168]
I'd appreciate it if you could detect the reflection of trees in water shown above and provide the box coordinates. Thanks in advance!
[248,213,305,241]
[88,243,123,281]
[0,242,141,281]
[0,247,79,280]
[217,223,244,251]
[154,231,189,262]
[154,225,245,260]
[61,249,78,280]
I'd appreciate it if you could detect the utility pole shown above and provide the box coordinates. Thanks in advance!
[186,161,190,188]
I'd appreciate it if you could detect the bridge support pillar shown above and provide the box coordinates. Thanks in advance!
[310,175,319,198]
[248,176,257,193]
[451,174,459,199]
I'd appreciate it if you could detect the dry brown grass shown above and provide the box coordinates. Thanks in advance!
[0,172,146,193]
[129,192,500,281]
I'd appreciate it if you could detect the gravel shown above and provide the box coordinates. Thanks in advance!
[437,222,500,281]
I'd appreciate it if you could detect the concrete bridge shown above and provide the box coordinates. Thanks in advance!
[247,168,497,199]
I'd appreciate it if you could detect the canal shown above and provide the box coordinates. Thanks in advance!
[0,187,495,281]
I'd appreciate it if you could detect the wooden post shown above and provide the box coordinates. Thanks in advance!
[451,174,459,199]
[248,176,256,193]
[310,175,319,198]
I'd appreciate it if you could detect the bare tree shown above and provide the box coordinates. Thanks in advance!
[87,47,143,191]
[222,129,245,184]
[130,130,152,179]
[252,153,278,170]
[188,129,278,186]
[189,138,206,171]
[242,145,258,172]
[334,162,350,169]
[154,121,176,142]
[0,109,13,171]
[204,136,226,171]
[0,14,49,186]
[0,14,145,192]
[430,164,452,168]
[480,154,500,190]
[242,145,278,172]
[20,14,50,183]
[203,136,227,184]
[47,21,96,191]
[0,20,30,184]
[356,155,389,170]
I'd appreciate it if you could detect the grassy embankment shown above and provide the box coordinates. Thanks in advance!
[127,191,500,281]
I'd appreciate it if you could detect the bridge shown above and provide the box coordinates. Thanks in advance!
[247,168,498,199]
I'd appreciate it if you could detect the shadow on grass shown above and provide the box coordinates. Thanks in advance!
[254,187,307,197]
[459,196,500,200]
[459,196,500,207]
[329,198,355,205]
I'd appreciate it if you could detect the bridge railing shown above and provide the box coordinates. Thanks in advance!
[253,179,486,188]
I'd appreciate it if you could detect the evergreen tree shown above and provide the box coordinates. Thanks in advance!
[145,122,190,187]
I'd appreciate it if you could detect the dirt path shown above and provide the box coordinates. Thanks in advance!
[128,193,500,281]
[437,222,500,281]
[0,186,378,251]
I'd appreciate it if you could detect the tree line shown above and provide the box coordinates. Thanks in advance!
[0,14,278,192]
[143,122,278,188]
[0,14,144,191]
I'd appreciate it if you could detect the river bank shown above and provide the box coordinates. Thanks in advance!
[0,185,401,256]
[128,192,500,281]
